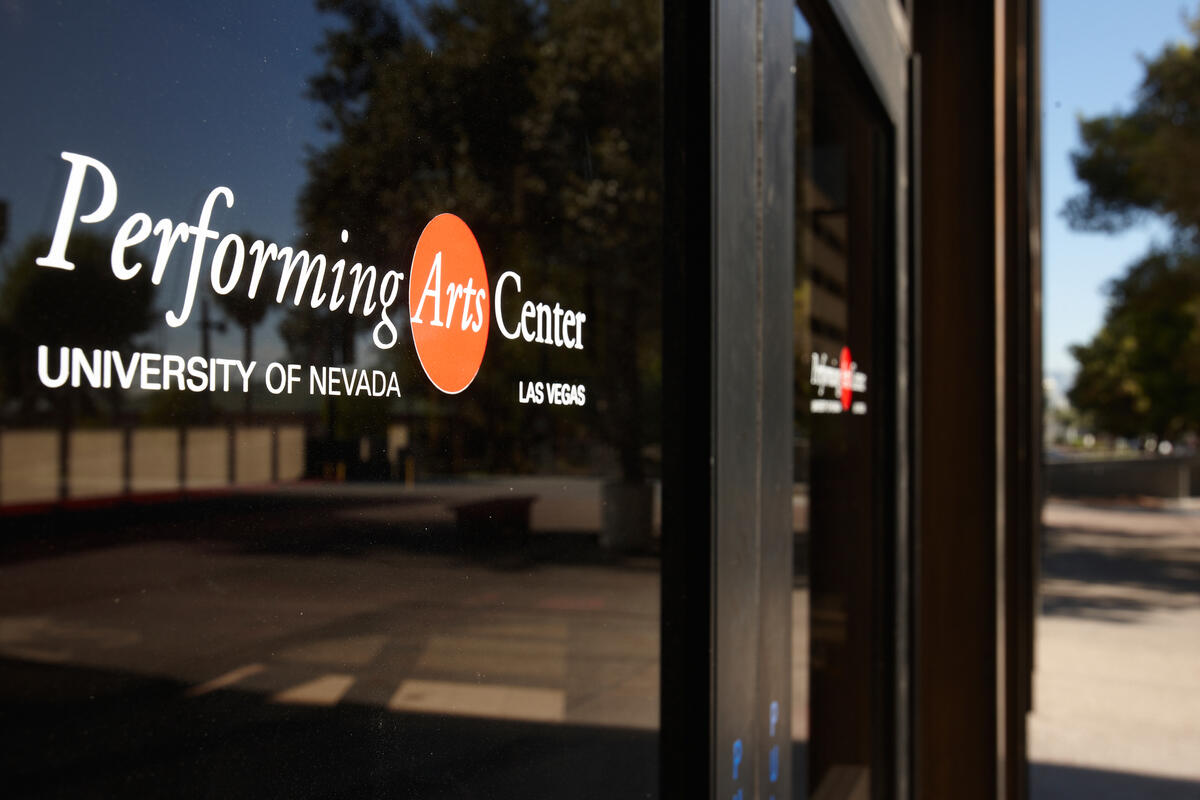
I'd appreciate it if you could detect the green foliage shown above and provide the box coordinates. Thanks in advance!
[1065,15,1200,437]
[1065,18,1200,235]
[1068,251,1200,438]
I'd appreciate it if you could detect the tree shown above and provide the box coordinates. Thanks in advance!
[1065,16,1200,237]
[1068,250,1200,438]
[1064,16,1200,438]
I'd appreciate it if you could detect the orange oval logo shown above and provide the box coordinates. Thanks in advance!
[408,214,490,394]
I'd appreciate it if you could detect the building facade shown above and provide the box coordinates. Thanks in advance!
[0,1,1039,798]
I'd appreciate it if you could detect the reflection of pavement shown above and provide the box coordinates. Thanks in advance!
[0,517,659,734]
[1031,499,1200,797]
[792,588,811,741]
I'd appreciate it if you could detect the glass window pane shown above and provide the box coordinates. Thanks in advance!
[0,2,663,795]
[794,3,894,796]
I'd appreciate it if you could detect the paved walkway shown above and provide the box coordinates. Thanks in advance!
[1031,499,1200,799]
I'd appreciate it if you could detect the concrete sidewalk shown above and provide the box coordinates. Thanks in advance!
[1031,499,1200,798]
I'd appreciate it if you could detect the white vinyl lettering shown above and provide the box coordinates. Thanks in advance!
[411,251,444,325]
[33,154,409,350]
[36,152,119,271]
[110,212,152,279]
[494,269,586,350]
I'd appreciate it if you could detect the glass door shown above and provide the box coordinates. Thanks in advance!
[0,2,664,796]
[793,2,904,797]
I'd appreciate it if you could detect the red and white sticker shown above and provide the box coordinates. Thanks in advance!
[810,347,868,415]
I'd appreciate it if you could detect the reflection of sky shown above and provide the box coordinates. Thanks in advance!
[9,0,1180,387]
[0,0,331,361]
[794,7,811,42]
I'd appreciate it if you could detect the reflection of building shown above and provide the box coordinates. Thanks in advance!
[806,171,848,358]
[0,425,306,505]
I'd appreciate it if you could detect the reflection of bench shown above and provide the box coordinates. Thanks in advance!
[452,496,536,540]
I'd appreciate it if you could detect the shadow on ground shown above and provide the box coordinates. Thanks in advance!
[1032,761,1200,800]
[1040,503,1200,622]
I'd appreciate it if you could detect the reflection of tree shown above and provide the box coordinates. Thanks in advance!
[211,232,277,414]
[1064,18,1200,439]
[211,232,277,368]
[0,233,154,418]
[298,0,662,478]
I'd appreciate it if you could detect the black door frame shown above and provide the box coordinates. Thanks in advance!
[660,1,913,798]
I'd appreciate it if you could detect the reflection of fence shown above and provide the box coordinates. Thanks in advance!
[1044,456,1199,499]
[0,425,306,507]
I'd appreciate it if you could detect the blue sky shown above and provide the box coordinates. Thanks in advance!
[1042,0,1195,385]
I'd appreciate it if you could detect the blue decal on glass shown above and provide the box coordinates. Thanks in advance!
[770,700,780,737]
[769,744,780,782]
[733,791,743,800]
[732,739,743,780]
